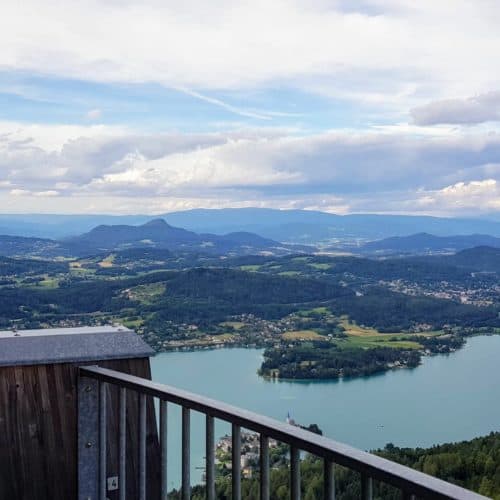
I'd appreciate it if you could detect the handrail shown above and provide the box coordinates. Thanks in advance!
[79,365,488,500]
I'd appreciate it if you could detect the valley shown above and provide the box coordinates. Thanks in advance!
[1,228,499,380]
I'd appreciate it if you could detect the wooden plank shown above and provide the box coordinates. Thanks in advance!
[0,357,160,500]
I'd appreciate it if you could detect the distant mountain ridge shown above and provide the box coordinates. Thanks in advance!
[0,219,312,258]
[359,233,500,255]
[1,208,500,242]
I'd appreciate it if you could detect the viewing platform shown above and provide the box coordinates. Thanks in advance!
[0,326,488,500]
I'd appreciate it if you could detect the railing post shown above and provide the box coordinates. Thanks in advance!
[232,424,241,500]
[361,475,373,500]
[290,447,301,500]
[160,400,168,500]
[182,407,191,500]
[99,382,107,500]
[78,376,99,500]
[206,414,215,500]
[119,387,127,500]
[138,393,147,500]
[260,435,270,500]
[324,460,335,500]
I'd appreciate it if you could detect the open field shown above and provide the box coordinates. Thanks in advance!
[98,254,115,268]
[339,317,380,336]
[239,265,261,272]
[126,282,166,304]
[341,336,422,350]
[283,330,324,340]
[308,262,332,270]
[219,321,246,330]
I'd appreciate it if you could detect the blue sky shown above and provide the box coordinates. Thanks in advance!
[1,0,500,216]
[0,73,374,133]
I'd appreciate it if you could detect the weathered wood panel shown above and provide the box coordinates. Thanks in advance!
[0,358,161,500]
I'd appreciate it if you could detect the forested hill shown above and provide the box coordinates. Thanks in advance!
[360,232,500,255]
[442,246,500,272]
[172,432,500,499]
[0,219,313,258]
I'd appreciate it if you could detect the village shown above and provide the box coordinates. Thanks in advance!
[209,415,322,481]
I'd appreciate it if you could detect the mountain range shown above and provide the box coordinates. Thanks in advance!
[358,233,500,255]
[1,208,500,242]
[0,219,311,258]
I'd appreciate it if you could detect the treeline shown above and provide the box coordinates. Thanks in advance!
[0,256,68,276]
[331,287,499,331]
[169,432,500,499]
[259,343,421,379]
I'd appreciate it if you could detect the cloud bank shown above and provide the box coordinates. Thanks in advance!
[0,121,499,215]
[412,92,500,126]
[2,0,500,106]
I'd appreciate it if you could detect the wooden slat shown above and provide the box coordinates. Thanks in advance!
[0,357,160,500]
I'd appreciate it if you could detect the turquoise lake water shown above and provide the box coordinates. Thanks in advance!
[151,335,500,489]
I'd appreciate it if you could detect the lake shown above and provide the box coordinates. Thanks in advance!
[151,335,500,490]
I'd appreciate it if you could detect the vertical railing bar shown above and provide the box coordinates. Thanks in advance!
[78,376,99,500]
[206,414,215,500]
[119,387,127,500]
[290,446,301,500]
[182,407,191,500]
[260,435,270,500]
[324,460,335,500]
[361,474,373,500]
[232,424,241,500]
[99,381,107,500]
[139,393,147,500]
[160,400,168,500]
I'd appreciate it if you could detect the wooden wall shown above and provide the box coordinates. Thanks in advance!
[0,358,161,500]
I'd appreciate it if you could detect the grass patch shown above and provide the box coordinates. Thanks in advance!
[283,330,324,340]
[308,263,332,270]
[98,254,116,268]
[126,282,166,304]
[239,265,261,272]
[37,276,59,288]
[339,317,379,337]
[219,321,246,330]
[341,336,422,350]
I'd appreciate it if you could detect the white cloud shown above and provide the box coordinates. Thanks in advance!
[2,0,500,108]
[0,120,499,215]
[413,179,500,214]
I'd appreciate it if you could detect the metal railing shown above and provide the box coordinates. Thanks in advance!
[78,365,487,500]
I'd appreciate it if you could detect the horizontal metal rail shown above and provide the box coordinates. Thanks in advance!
[79,365,487,500]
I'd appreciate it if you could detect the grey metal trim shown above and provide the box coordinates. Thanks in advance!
[78,377,99,500]
[79,366,489,500]
[0,331,154,367]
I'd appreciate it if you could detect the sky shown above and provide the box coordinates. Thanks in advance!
[1,0,500,216]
